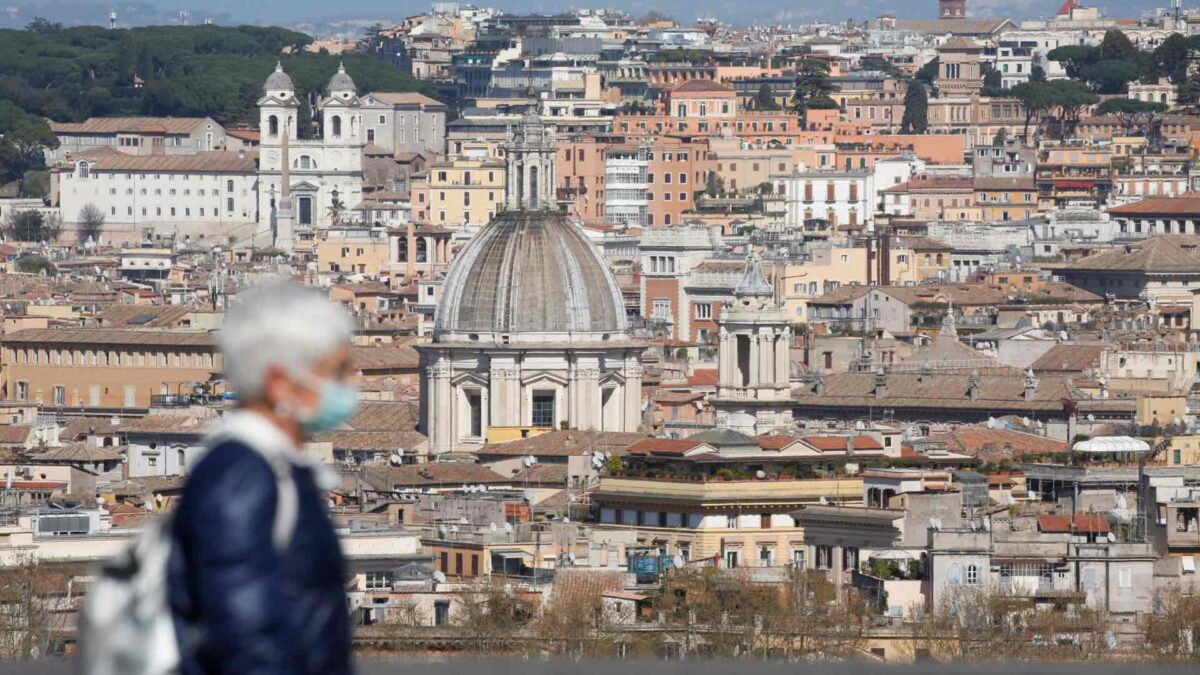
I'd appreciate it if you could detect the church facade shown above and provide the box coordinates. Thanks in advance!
[418,114,645,455]
[257,63,366,247]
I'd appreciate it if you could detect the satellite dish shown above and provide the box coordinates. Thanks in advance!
[1106,532,1117,543]
[458,516,469,525]
[755,470,766,479]
[855,420,865,430]
[986,417,997,429]
[1060,330,1068,341]
[561,516,570,523]
[504,522,514,533]
[819,496,829,505]
[1021,417,1031,427]
[592,455,604,468]
[982,518,991,532]
[437,524,448,538]
[433,570,446,583]
[673,554,685,569]
[390,450,404,466]
[568,551,577,562]
[145,499,155,512]
[1087,413,1095,421]
[523,456,536,467]
[489,522,498,532]
[930,517,942,530]
[1115,494,1128,510]
[450,525,459,533]
[523,489,535,503]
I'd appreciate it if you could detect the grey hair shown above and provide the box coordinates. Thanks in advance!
[219,283,354,401]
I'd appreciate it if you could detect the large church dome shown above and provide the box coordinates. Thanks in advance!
[434,211,628,340]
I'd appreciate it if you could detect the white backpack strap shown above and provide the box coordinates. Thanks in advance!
[203,412,300,552]
[263,455,298,552]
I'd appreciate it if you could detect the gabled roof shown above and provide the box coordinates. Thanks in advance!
[1030,344,1104,373]
[366,92,446,108]
[50,117,210,135]
[669,78,734,95]
[1067,236,1200,274]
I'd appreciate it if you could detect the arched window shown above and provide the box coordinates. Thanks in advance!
[78,161,90,179]
[268,115,279,137]
[947,563,962,585]
[529,165,539,208]
[331,115,342,138]
[416,238,427,263]
[398,237,408,261]
[936,253,944,265]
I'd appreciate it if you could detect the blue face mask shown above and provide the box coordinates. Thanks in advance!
[298,379,359,436]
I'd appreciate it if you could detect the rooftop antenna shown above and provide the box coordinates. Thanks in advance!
[109,8,117,29]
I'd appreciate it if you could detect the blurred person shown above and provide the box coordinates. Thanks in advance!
[168,283,357,675]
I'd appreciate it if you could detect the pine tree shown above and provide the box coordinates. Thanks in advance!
[901,82,928,134]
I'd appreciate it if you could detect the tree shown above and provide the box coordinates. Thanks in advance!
[4,210,59,242]
[901,81,929,133]
[1143,588,1200,660]
[705,172,724,198]
[916,57,939,85]
[1098,98,1167,130]
[1030,64,1047,83]
[791,59,836,124]
[656,567,867,660]
[0,557,69,659]
[14,255,55,276]
[1048,44,1100,80]
[1011,80,1054,140]
[453,578,534,655]
[1154,33,1190,84]
[1082,59,1142,94]
[981,66,1004,96]
[753,83,780,111]
[77,204,105,243]
[1099,29,1139,63]
[326,196,347,226]
[0,102,58,193]
[24,17,63,35]
[992,127,1008,146]
[1050,80,1100,139]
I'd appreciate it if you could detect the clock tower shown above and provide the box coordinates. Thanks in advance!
[939,0,966,19]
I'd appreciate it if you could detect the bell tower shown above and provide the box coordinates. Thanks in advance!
[939,0,966,19]
[713,254,794,435]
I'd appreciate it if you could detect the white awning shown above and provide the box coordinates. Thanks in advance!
[1071,436,1151,454]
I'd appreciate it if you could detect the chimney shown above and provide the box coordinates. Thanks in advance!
[967,370,981,400]
[813,373,825,396]
[874,367,887,399]
[1024,368,1038,399]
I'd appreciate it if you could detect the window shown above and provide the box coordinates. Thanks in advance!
[467,390,483,438]
[52,386,65,407]
[815,545,833,570]
[531,392,555,428]
[365,571,391,590]
[965,564,980,585]
[1119,567,1132,588]
[695,304,712,320]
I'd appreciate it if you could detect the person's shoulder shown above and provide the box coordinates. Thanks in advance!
[183,440,277,503]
